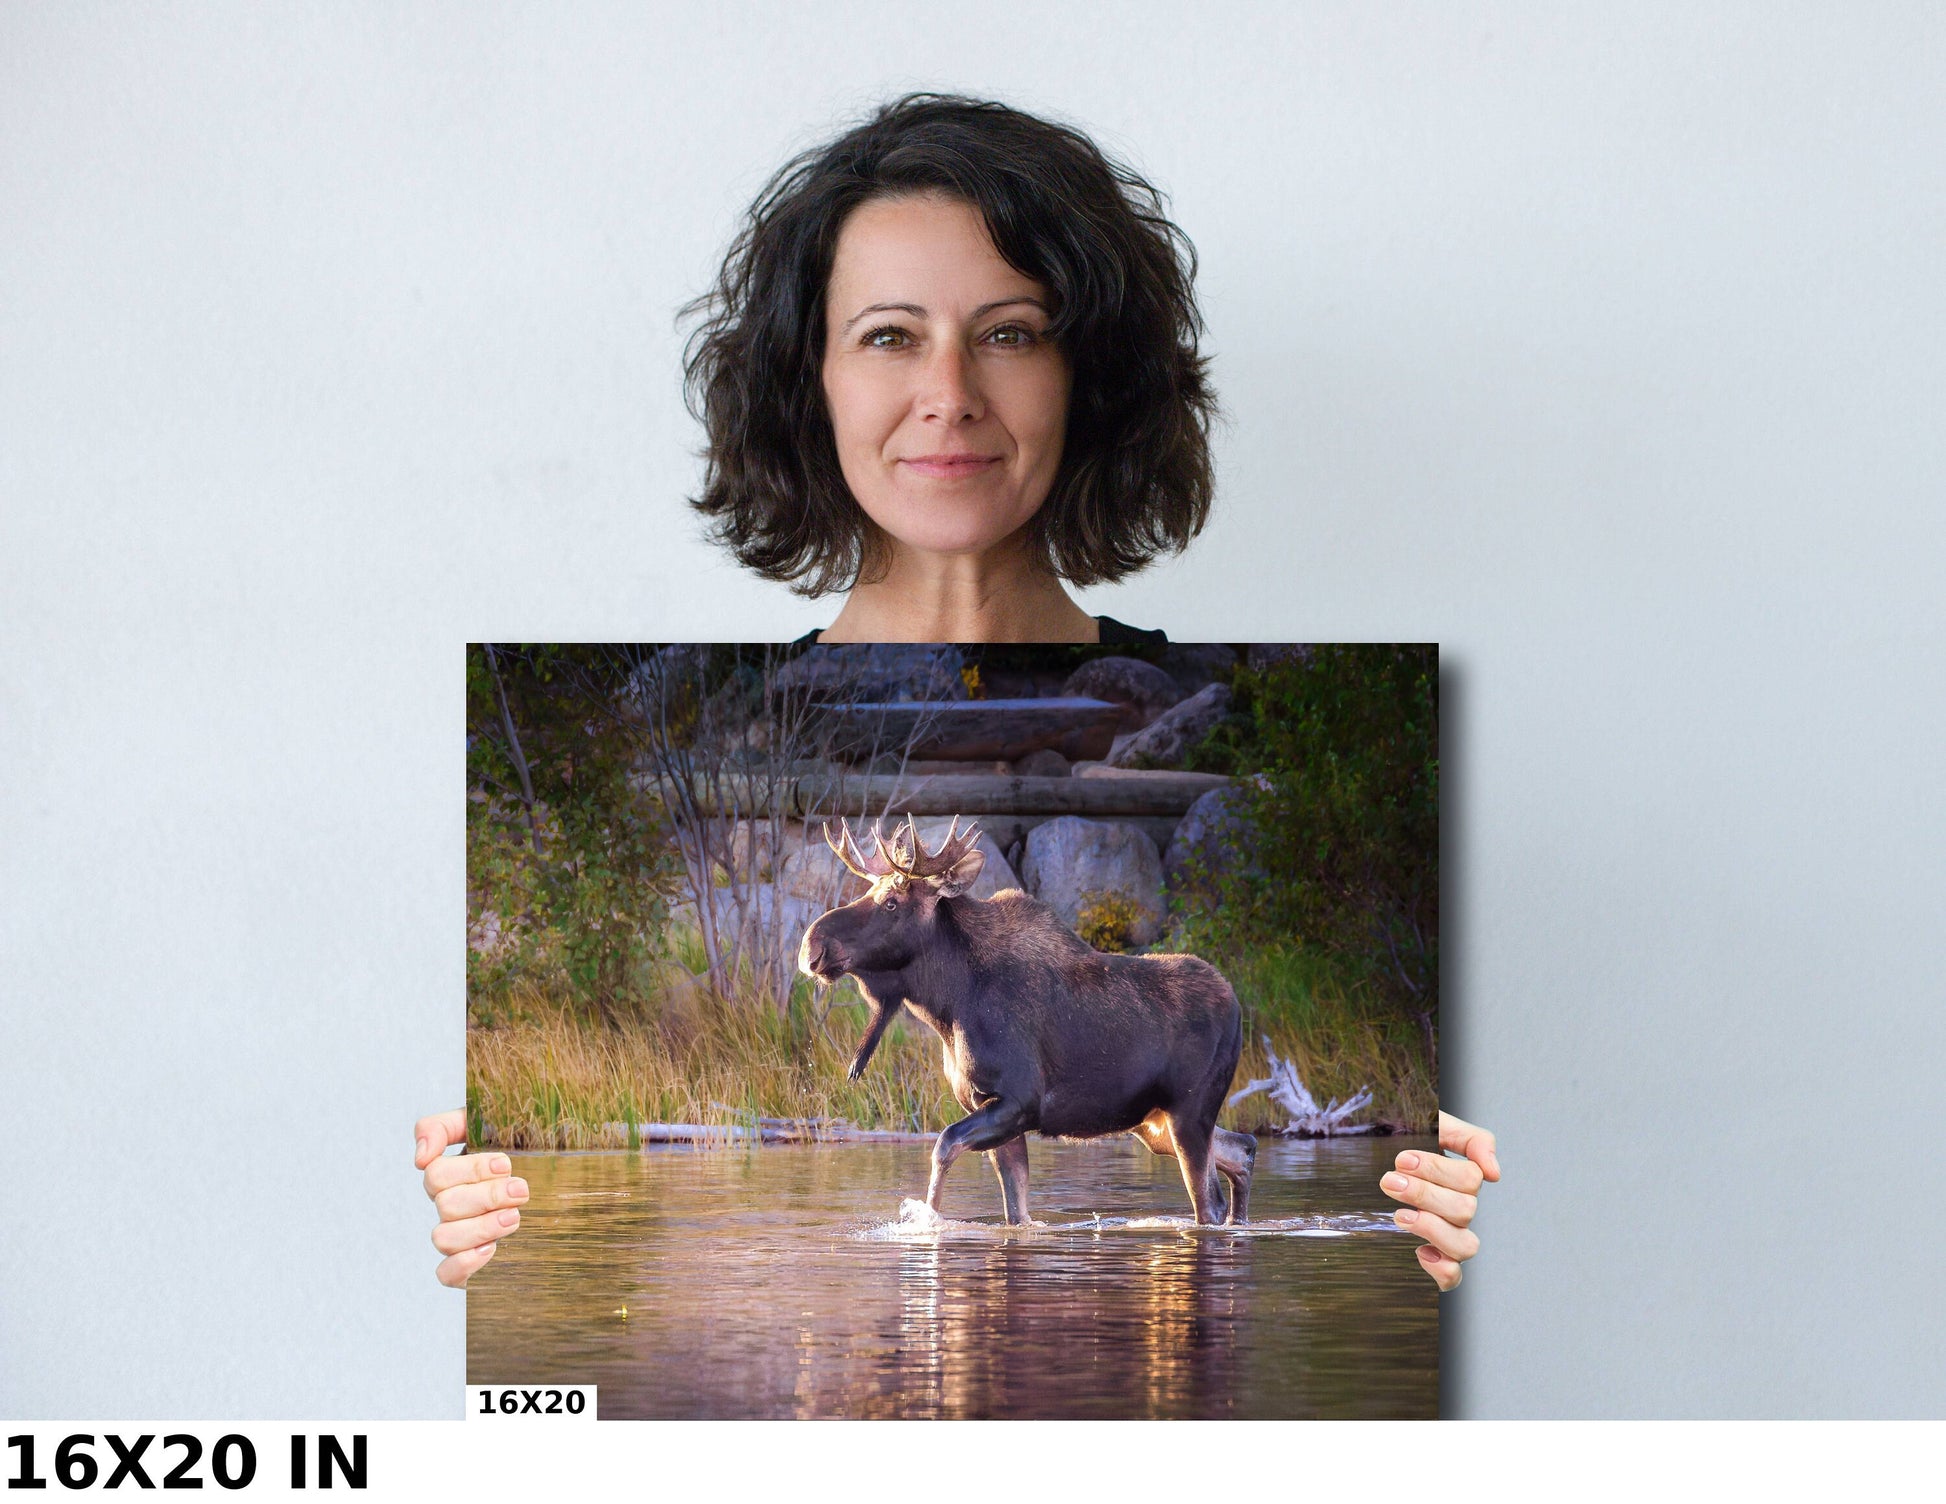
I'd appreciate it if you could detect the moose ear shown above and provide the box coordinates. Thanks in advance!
[932,845,986,899]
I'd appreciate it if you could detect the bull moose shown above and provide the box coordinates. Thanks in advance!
[797,815,1257,1225]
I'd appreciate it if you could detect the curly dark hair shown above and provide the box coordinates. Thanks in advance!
[682,93,1217,598]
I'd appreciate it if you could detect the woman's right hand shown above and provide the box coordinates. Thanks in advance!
[1382,1111,1499,1291]
[415,1109,528,1288]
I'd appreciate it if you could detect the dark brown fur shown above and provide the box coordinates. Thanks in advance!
[801,849,1255,1225]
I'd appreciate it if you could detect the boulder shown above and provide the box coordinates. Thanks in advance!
[1013,747,1071,778]
[670,882,831,965]
[1159,643,1237,697]
[714,818,804,882]
[1104,681,1232,770]
[1060,656,1183,730]
[1162,785,1256,898]
[1019,816,1166,947]
[776,842,867,907]
[771,644,968,703]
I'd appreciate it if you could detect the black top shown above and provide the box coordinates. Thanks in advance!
[791,614,1167,646]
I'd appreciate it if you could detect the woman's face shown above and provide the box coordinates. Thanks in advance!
[821,194,1071,562]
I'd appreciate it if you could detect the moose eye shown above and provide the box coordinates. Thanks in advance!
[882,896,900,912]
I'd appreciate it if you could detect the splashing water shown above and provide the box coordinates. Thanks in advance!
[859,1201,1403,1243]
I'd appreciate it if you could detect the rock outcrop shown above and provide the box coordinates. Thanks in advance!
[1060,656,1184,731]
[1162,785,1253,898]
[1019,816,1166,947]
[771,644,969,703]
[1105,682,1232,770]
[1158,643,1237,697]
[1012,747,1072,778]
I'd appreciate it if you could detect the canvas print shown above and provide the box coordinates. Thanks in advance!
[463,641,1440,1418]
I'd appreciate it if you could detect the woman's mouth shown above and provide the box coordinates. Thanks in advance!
[900,454,1002,479]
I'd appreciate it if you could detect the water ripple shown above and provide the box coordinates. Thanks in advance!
[857,1198,1406,1243]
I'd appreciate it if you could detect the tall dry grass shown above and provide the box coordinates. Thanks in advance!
[1214,941,1439,1134]
[467,985,958,1149]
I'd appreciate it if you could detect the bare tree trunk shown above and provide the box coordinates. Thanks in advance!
[564,643,952,1022]
[483,642,543,856]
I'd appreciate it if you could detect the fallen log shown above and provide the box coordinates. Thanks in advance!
[612,1120,936,1145]
[818,697,1127,761]
[635,767,1229,818]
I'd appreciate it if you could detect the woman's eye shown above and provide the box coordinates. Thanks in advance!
[984,324,1036,347]
[861,326,910,349]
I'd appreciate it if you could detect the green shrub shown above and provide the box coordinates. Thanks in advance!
[466,645,683,1029]
[1180,645,1438,1013]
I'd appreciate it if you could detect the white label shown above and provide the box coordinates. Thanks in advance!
[466,1384,598,1420]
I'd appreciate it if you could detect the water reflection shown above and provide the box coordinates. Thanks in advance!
[466,1137,1439,1419]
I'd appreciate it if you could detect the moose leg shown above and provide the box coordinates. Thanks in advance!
[1131,1111,1230,1221]
[1130,1109,1174,1157]
[927,1099,1032,1216]
[988,1135,1032,1225]
[1211,1127,1257,1225]
[845,996,901,1082]
[1165,1114,1221,1225]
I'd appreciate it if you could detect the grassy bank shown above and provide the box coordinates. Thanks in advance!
[466,931,1437,1149]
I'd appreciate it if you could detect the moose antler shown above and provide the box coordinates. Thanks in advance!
[823,814,983,880]
[910,813,985,878]
[824,818,896,878]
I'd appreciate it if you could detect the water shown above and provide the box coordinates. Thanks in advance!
[466,1135,1439,1418]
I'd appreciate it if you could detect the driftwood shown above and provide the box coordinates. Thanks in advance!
[1227,1039,1377,1136]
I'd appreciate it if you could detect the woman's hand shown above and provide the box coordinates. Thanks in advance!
[1382,1111,1499,1291]
[415,1109,528,1288]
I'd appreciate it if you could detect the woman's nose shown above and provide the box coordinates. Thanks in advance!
[916,343,984,423]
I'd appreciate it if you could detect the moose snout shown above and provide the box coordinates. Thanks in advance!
[799,927,843,980]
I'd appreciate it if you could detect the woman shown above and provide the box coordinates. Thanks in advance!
[422,94,1498,1289]
[687,92,1209,645]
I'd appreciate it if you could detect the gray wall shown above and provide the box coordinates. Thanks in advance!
[3,3,1941,1418]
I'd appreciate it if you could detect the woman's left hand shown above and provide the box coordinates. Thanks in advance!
[416,1109,528,1288]
[1382,1111,1499,1291]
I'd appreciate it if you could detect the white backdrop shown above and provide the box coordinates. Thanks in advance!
[4,3,1943,1418]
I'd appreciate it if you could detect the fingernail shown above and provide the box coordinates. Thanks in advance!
[1383,1173,1410,1194]
[1398,1152,1420,1171]
[415,1137,428,1163]
[498,1209,520,1229]
[1488,1153,1501,1177]
[1418,1242,1440,1259]
[1396,1208,1419,1225]
[490,1154,511,1175]
[508,1178,529,1201]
